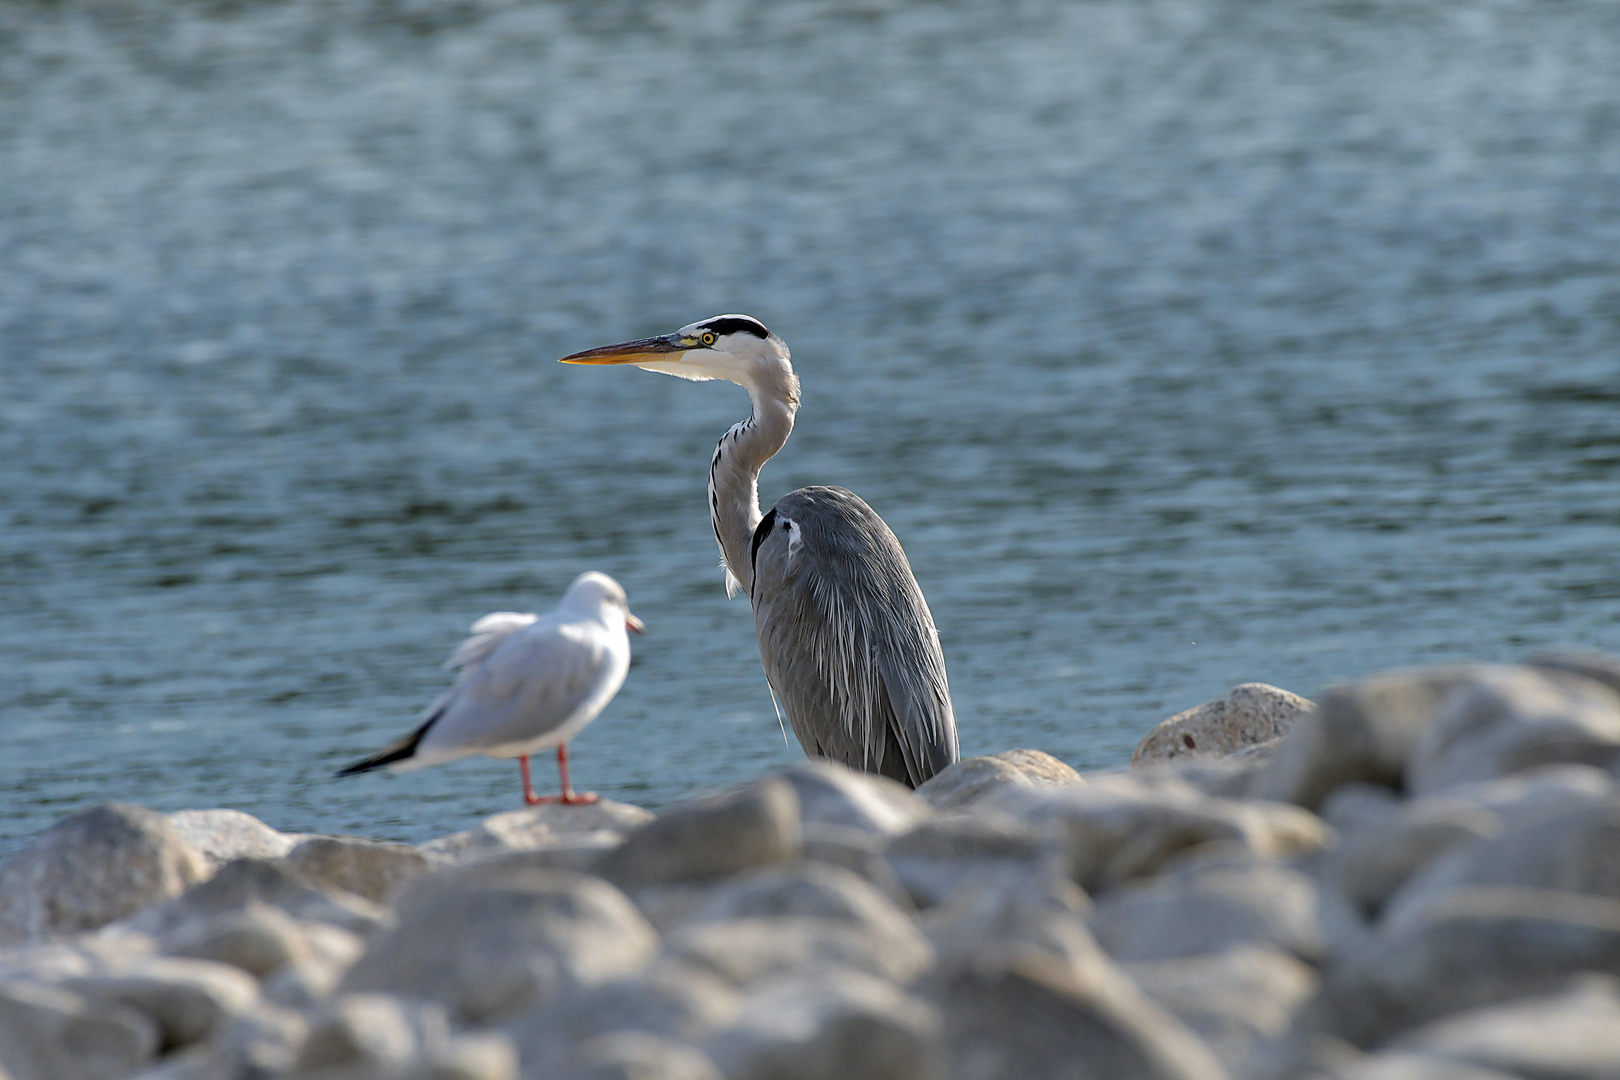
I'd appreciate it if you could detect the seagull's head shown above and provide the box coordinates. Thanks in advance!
[558,314,792,396]
[563,571,644,634]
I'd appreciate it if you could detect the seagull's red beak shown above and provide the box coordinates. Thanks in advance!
[625,612,645,634]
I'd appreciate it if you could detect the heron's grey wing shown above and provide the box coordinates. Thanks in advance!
[414,620,613,761]
[753,487,959,787]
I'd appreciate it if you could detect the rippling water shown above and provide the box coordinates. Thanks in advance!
[2,0,1618,853]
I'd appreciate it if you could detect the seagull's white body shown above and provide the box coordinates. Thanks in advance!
[338,571,640,803]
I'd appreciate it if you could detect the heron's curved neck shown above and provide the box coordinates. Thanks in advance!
[709,360,799,599]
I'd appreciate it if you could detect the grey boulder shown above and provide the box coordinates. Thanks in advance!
[0,805,210,943]
[419,801,654,866]
[884,813,1055,908]
[665,916,933,987]
[133,857,389,940]
[294,992,517,1080]
[566,1033,723,1080]
[1133,683,1314,767]
[0,978,160,1080]
[778,763,931,838]
[915,750,1081,813]
[60,955,259,1052]
[597,779,800,889]
[285,836,431,904]
[167,809,302,869]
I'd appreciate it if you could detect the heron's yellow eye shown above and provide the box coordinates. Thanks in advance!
[701,331,717,346]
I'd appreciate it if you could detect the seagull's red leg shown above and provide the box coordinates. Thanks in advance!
[526,744,598,805]
[519,755,541,806]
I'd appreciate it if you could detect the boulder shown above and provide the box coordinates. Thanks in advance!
[1133,684,1314,767]
[1122,945,1316,1075]
[133,857,389,941]
[1381,795,1620,930]
[190,1001,309,1080]
[993,771,1328,893]
[1530,650,1620,698]
[340,869,657,1023]
[800,825,914,911]
[164,903,309,977]
[598,780,800,889]
[1329,795,1501,918]
[1252,667,1478,810]
[920,870,1100,975]
[285,836,431,904]
[678,863,926,960]
[936,953,1225,1080]
[884,813,1057,908]
[0,979,160,1080]
[419,801,654,865]
[504,964,738,1079]
[664,916,933,987]
[61,956,259,1051]
[294,993,517,1080]
[1405,667,1620,797]
[916,750,1082,813]
[1437,765,1615,828]
[1333,1052,1522,1080]
[704,969,940,1080]
[167,809,300,869]
[567,1032,723,1080]
[1089,857,1325,963]
[0,805,209,943]
[1312,886,1620,1046]
[778,764,931,838]
[1387,974,1620,1079]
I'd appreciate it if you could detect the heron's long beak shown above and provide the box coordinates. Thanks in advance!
[625,612,645,634]
[558,335,685,365]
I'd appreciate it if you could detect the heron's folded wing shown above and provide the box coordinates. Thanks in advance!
[417,621,612,757]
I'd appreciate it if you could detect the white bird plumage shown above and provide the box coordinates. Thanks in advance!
[337,571,642,805]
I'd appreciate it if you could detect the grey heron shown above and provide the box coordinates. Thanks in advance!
[560,316,958,787]
[337,571,644,804]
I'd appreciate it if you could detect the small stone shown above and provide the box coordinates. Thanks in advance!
[599,779,800,889]
[0,979,161,1080]
[134,857,389,940]
[704,969,941,1080]
[0,805,210,943]
[937,953,1225,1080]
[570,1032,724,1080]
[167,809,301,869]
[1313,886,1620,1047]
[1406,666,1620,797]
[62,956,259,1051]
[1133,684,1315,767]
[778,763,931,838]
[504,964,738,1079]
[916,751,1082,813]
[1388,974,1620,1079]
[340,869,657,1023]
[1122,945,1317,1074]
[1252,667,1479,810]
[285,836,432,904]
[665,916,933,987]
[1090,857,1325,963]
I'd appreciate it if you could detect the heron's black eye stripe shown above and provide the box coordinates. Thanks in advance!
[699,316,769,339]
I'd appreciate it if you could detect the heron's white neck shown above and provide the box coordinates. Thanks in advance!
[708,359,799,599]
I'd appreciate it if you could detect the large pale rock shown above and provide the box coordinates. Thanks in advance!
[504,965,738,1080]
[164,903,309,977]
[341,869,657,1023]
[568,1032,723,1080]
[937,953,1225,1080]
[419,801,654,865]
[704,969,940,1080]
[294,993,516,1080]
[778,764,931,838]
[921,871,1099,974]
[133,858,389,940]
[678,863,926,960]
[1313,886,1620,1046]
[915,750,1082,813]
[1133,684,1314,767]
[1388,974,1620,1079]
[598,780,800,889]
[1329,795,1502,918]
[189,1002,309,1080]
[0,979,160,1080]
[993,771,1328,893]
[665,916,933,987]
[1090,857,1325,963]
[1334,1052,1522,1080]
[167,809,300,869]
[285,836,431,904]
[0,805,209,943]
[1405,667,1620,796]
[62,956,259,1051]
[1382,794,1620,929]
[799,825,913,911]
[1438,765,1615,828]
[884,814,1057,908]
[1530,650,1620,698]
[1252,667,1478,810]
[1123,945,1317,1075]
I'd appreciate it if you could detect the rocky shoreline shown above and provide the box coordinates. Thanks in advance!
[4,655,1620,1080]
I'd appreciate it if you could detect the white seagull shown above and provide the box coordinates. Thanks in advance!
[337,571,643,805]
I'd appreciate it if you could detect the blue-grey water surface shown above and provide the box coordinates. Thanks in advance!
[3,0,1619,854]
